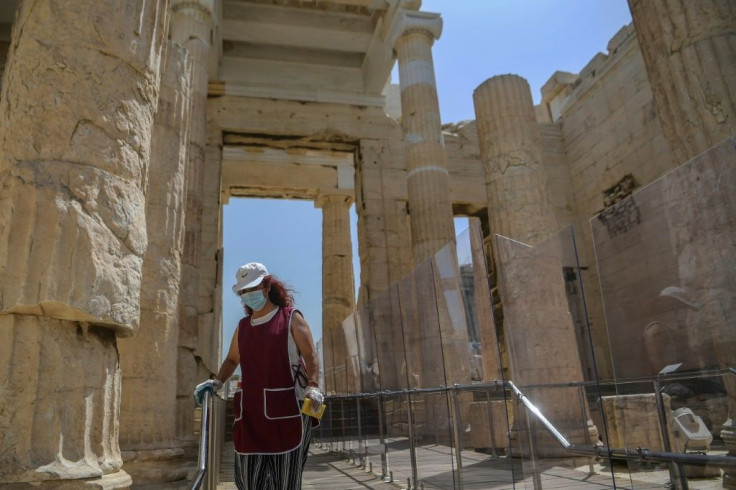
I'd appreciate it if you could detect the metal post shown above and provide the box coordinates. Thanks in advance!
[190,391,211,490]
[524,408,543,490]
[406,390,419,490]
[655,377,689,490]
[450,386,464,489]
[378,393,389,480]
[356,395,364,467]
[577,385,595,476]
[340,397,346,458]
[485,390,498,458]
[434,393,440,447]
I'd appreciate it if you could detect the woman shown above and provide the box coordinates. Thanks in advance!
[194,262,323,490]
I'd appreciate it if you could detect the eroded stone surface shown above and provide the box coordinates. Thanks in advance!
[0,316,124,484]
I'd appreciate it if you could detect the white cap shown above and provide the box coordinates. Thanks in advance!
[232,262,268,293]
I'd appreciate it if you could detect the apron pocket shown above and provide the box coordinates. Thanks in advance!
[233,389,244,423]
[263,387,301,420]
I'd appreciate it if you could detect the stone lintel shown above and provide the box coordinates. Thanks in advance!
[223,145,354,167]
[209,80,387,107]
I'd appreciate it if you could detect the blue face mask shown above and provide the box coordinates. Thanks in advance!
[241,289,267,311]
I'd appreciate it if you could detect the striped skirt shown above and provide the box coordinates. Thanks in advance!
[233,414,313,490]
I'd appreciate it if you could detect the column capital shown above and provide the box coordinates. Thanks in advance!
[388,9,443,50]
[315,192,354,209]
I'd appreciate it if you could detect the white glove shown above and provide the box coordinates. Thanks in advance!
[193,379,222,407]
[305,385,324,411]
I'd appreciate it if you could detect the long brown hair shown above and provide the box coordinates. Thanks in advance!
[244,275,295,315]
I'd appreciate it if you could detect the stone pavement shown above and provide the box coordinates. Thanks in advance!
[216,442,724,489]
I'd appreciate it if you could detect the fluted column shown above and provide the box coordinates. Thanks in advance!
[391,11,455,264]
[316,193,356,394]
[118,41,191,485]
[473,75,556,245]
[169,0,215,448]
[475,75,597,456]
[628,0,736,165]
[0,0,169,486]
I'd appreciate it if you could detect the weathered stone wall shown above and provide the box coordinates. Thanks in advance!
[539,24,675,379]
[442,120,486,214]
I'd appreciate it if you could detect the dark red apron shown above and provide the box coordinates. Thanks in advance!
[233,307,303,454]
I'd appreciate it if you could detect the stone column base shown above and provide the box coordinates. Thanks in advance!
[2,471,132,489]
[121,447,192,487]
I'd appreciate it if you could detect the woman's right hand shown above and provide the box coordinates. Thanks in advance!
[193,379,222,406]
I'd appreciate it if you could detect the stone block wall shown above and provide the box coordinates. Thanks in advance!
[537,24,676,379]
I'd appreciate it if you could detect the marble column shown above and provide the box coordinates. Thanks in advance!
[0,0,169,486]
[169,0,215,450]
[390,13,463,440]
[118,41,192,485]
[475,75,596,456]
[628,0,736,166]
[473,75,556,245]
[391,11,455,265]
[316,193,356,394]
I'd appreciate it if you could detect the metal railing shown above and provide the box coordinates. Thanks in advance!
[315,371,736,489]
[506,379,736,464]
[191,389,227,490]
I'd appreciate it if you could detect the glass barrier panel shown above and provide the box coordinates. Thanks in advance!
[370,284,415,483]
[460,219,504,383]
[396,258,456,488]
[323,364,336,398]
[397,258,440,389]
[591,138,736,485]
[430,236,476,487]
[455,224,482,383]
[371,283,408,392]
[380,391,415,486]
[410,390,458,488]
[432,239,472,388]
[341,313,360,395]
[322,326,336,395]
[355,304,380,394]
[353,304,385,479]
[494,225,603,486]
[324,327,349,396]
[449,221,521,488]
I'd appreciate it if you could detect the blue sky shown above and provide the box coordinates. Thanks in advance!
[220,1,633,355]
